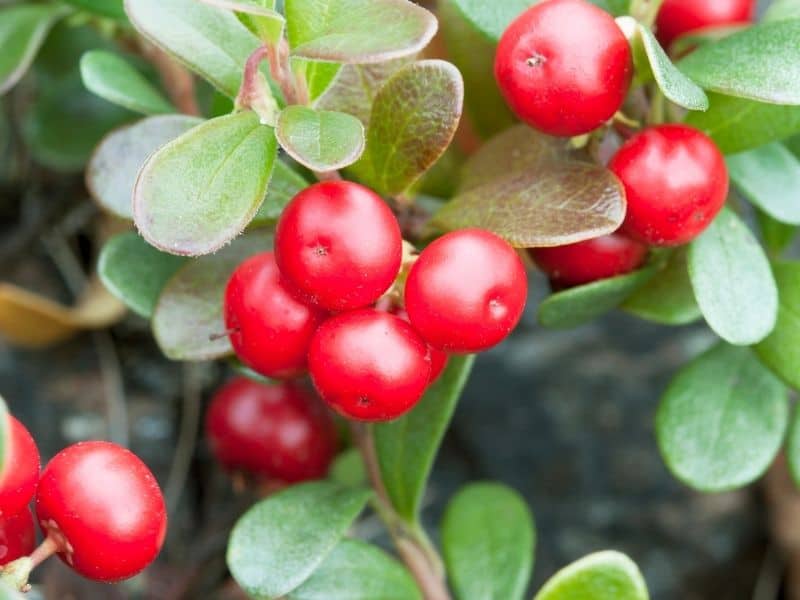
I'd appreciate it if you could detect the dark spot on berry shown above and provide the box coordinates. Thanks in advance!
[357,396,371,407]
[526,52,546,67]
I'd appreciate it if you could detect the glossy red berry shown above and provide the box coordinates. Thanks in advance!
[494,0,633,137]
[275,181,402,311]
[206,378,338,483]
[393,308,448,384]
[609,124,728,247]
[529,233,648,287]
[656,0,755,48]
[225,252,326,379]
[35,441,167,582]
[0,416,40,518]
[405,229,528,353]
[308,309,431,421]
[0,508,36,566]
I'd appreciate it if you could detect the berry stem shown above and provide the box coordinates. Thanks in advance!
[0,535,61,592]
[29,535,60,569]
[349,422,452,600]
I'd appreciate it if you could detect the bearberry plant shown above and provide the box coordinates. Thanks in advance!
[2,0,800,597]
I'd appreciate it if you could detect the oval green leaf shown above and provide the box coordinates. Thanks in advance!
[197,0,284,44]
[0,4,68,95]
[756,261,800,390]
[251,159,309,225]
[227,482,372,600]
[657,343,788,492]
[63,0,127,20]
[764,0,800,22]
[758,210,798,256]
[133,111,277,256]
[88,114,202,218]
[276,106,365,171]
[98,232,187,318]
[534,551,649,600]
[375,354,475,522]
[432,162,625,247]
[442,482,535,600]
[352,60,463,196]
[288,539,421,600]
[539,266,656,329]
[688,208,778,345]
[285,0,437,63]
[80,50,173,115]
[679,19,800,105]
[726,143,800,225]
[152,234,268,360]
[446,0,531,42]
[622,252,701,325]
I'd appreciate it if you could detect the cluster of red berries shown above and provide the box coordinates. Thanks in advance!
[224,180,528,422]
[494,0,742,289]
[0,412,166,585]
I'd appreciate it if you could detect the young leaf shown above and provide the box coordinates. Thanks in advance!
[151,234,268,361]
[431,163,626,247]
[441,483,535,600]
[679,20,800,105]
[133,111,277,256]
[285,0,437,64]
[80,50,174,115]
[352,60,463,196]
[227,482,371,600]
[786,406,800,488]
[251,159,309,225]
[196,0,284,44]
[633,22,708,111]
[98,232,187,318]
[375,355,475,522]
[125,0,267,98]
[87,114,203,219]
[726,143,800,225]
[622,252,701,325]
[288,539,421,600]
[0,4,68,95]
[657,343,788,492]
[276,106,365,171]
[538,266,656,329]
[756,261,800,390]
[63,0,127,20]
[685,93,800,154]
[534,551,648,600]
[688,208,778,345]
[293,58,342,103]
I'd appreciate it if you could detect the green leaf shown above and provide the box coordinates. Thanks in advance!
[657,343,788,492]
[758,210,798,256]
[251,159,309,225]
[87,114,203,219]
[133,111,277,256]
[0,4,68,95]
[633,22,708,111]
[285,0,437,63]
[756,261,800,390]
[375,355,475,522]
[98,232,187,318]
[764,0,800,22]
[726,143,800,225]
[80,50,173,115]
[431,163,626,248]
[352,60,463,196]
[276,106,365,171]
[125,0,268,98]
[152,234,268,360]
[539,266,656,329]
[197,0,285,44]
[446,0,532,42]
[685,93,800,154]
[688,208,778,345]
[534,551,649,600]
[622,252,700,325]
[328,448,367,488]
[227,481,372,600]
[63,0,127,20]
[679,20,800,105]
[442,483,535,600]
[786,405,800,487]
[288,539,421,600]
[293,58,342,103]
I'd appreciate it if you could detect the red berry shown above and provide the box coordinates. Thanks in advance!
[494,0,633,137]
[0,416,40,518]
[656,0,755,48]
[0,508,36,566]
[225,252,326,379]
[206,378,338,483]
[393,308,448,384]
[609,124,728,247]
[308,309,431,421]
[35,441,167,582]
[405,229,528,353]
[529,233,648,287]
[275,181,402,311]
